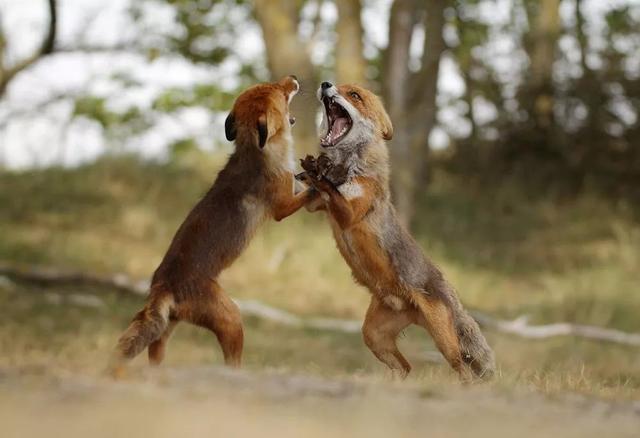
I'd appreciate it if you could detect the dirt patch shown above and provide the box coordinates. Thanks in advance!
[1,366,638,438]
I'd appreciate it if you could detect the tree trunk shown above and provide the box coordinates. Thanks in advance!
[385,0,446,227]
[384,0,420,226]
[527,0,560,128]
[335,0,366,84]
[410,0,446,185]
[254,0,317,154]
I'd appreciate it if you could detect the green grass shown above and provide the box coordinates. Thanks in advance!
[0,156,638,400]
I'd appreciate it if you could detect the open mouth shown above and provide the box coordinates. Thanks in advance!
[320,97,352,147]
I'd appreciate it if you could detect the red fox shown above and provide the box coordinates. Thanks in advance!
[109,76,316,376]
[299,81,495,380]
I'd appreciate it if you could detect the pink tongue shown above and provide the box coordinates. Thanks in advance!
[331,117,348,137]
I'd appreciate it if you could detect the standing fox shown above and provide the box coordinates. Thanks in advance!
[109,76,314,375]
[300,82,495,380]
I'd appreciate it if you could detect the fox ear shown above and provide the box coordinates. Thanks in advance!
[380,109,393,140]
[225,112,236,141]
[256,113,268,149]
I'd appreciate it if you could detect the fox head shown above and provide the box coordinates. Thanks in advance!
[225,75,299,150]
[317,82,393,151]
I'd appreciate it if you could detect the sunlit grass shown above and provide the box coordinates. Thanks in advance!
[0,155,638,400]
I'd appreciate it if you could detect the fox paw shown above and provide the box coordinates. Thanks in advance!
[300,155,319,178]
[299,154,348,186]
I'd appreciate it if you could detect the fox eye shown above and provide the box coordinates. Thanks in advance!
[349,91,361,101]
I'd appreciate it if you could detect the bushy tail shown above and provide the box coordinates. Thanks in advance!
[453,309,495,379]
[109,294,173,371]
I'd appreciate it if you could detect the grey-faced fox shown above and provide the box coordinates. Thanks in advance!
[299,81,495,381]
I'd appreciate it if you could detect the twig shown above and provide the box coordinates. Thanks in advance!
[1,261,639,347]
[0,0,57,96]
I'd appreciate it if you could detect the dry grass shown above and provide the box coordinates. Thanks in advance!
[0,155,639,403]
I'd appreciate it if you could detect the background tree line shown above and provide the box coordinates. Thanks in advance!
[1,0,638,225]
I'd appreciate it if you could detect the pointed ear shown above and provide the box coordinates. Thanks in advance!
[380,109,393,140]
[225,112,236,141]
[256,113,268,149]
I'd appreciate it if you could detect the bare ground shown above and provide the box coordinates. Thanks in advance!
[1,366,638,438]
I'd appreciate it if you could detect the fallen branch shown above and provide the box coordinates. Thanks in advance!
[0,262,148,296]
[236,299,361,333]
[472,313,640,346]
[1,261,639,347]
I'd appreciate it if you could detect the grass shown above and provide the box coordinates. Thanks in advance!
[0,155,639,400]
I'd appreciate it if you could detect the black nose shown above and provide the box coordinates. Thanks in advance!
[321,81,333,90]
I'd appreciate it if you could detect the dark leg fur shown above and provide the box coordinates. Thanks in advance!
[411,292,472,381]
[422,276,496,380]
[187,285,244,367]
[454,311,495,379]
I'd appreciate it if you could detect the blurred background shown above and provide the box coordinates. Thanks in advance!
[0,0,639,435]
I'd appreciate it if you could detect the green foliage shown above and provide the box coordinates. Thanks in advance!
[135,0,249,65]
[152,83,235,112]
[73,96,151,137]
[72,96,113,128]
[168,137,201,162]
[64,0,260,156]
[605,6,636,35]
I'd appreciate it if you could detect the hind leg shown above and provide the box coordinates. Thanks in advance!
[411,292,472,382]
[188,284,243,367]
[362,296,415,379]
[148,320,178,366]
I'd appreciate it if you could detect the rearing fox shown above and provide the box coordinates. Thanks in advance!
[109,76,314,375]
[300,81,495,380]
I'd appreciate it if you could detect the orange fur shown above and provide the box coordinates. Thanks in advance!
[336,84,393,140]
[109,76,312,377]
[307,83,494,381]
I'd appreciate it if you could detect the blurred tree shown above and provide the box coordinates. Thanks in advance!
[152,0,370,153]
[253,0,317,153]
[447,0,640,203]
[450,0,490,146]
[335,0,366,84]
[136,0,444,223]
[254,0,367,151]
[383,0,447,225]
[4,0,639,211]
[0,0,56,97]
[525,0,561,130]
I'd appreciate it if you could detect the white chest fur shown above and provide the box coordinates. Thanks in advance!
[265,135,295,173]
[337,181,363,200]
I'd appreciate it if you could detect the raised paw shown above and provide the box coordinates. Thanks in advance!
[300,155,319,179]
[316,154,334,178]
[295,171,313,185]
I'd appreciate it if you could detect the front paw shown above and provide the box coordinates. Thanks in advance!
[316,154,333,178]
[299,154,338,192]
[295,171,313,186]
[300,155,319,178]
